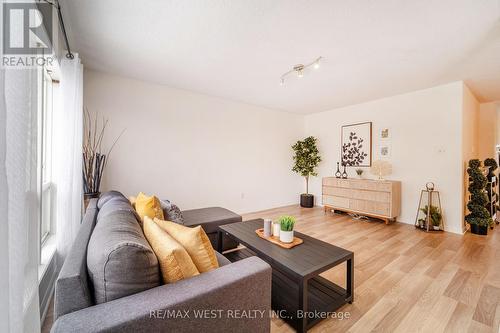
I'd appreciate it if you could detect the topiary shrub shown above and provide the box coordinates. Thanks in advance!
[465,159,492,228]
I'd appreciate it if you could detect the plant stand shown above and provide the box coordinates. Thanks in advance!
[487,176,497,228]
[415,183,443,232]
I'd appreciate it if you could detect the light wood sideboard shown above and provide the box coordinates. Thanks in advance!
[322,177,401,224]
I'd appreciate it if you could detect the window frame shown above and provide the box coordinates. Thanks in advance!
[38,65,56,259]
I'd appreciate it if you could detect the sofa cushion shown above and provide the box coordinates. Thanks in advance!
[182,207,242,234]
[97,190,125,209]
[87,210,160,304]
[97,194,139,222]
[215,251,231,266]
[54,199,98,320]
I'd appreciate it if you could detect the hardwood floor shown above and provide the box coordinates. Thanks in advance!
[241,205,500,333]
[42,205,500,333]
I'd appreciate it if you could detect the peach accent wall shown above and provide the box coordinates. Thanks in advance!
[477,102,499,160]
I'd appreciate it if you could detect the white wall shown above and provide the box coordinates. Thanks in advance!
[461,84,480,232]
[84,71,479,234]
[305,82,465,234]
[83,70,304,214]
[478,102,499,160]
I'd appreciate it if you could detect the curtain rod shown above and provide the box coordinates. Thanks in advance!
[40,0,74,59]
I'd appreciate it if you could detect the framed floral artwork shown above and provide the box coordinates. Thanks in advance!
[341,122,372,167]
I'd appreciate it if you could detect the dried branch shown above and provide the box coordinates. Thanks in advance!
[82,109,124,194]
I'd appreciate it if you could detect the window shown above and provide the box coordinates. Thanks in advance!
[39,66,55,251]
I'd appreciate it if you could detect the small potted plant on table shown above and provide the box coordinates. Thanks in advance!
[279,215,296,243]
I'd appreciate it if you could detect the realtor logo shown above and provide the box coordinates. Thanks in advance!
[2,2,54,67]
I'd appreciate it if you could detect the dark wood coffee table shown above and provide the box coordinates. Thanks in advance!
[217,219,354,333]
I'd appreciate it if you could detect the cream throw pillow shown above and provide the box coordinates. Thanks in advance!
[153,218,219,273]
[143,217,199,283]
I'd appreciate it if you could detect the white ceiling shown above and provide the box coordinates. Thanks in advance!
[61,0,500,114]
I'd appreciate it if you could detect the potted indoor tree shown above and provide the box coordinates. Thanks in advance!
[466,159,492,235]
[292,136,322,208]
[279,215,296,243]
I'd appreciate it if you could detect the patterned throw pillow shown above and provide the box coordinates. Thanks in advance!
[160,199,185,225]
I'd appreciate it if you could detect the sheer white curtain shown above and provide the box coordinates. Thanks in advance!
[54,55,84,268]
[0,52,42,333]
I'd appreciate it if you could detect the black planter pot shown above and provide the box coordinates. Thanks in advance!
[300,194,314,208]
[470,224,488,235]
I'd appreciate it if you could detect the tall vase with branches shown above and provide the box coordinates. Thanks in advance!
[292,136,322,208]
[83,109,124,198]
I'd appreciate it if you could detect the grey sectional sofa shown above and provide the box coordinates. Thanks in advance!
[51,192,271,333]
[182,206,241,250]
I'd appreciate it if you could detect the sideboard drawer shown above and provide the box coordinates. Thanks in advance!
[323,186,351,197]
[349,180,392,192]
[349,199,390,216]
[323,178,351,188]
[350,189,390,203]
[323,195,350,209]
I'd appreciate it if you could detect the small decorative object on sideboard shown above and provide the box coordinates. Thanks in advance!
[355,169,363,178]
[415,182,443,232]
[370,160,392,180]
[341,164,348,179]
[466,159,492,235]
[292,136,322,208]
[335,162,342,178]
[279,215,296,243]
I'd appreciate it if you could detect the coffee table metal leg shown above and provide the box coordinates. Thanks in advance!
[347,256,354,303]
[298,279,308,333]
[217,230,223,253]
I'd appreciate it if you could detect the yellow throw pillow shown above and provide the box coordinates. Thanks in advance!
[135,192,164,221]
[154,218,219,273]
[143,217,199,284]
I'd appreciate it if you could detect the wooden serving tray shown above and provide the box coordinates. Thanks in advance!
[255,228,303,249]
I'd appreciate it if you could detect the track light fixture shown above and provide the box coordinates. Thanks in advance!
[280,56,322,85]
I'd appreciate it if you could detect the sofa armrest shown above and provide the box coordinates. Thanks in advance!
[51,256,271,333]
